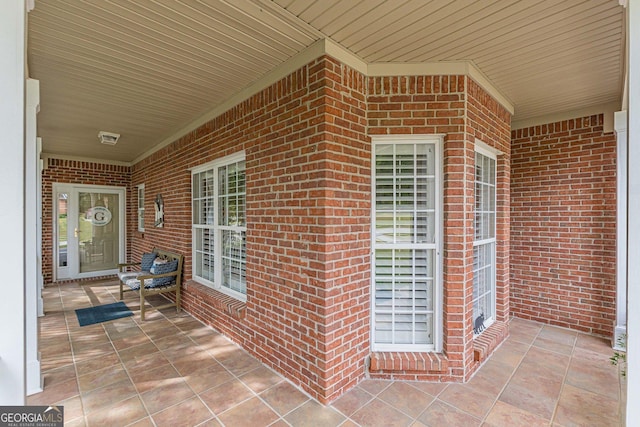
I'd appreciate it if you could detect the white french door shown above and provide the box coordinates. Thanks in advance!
[54,184,126,280]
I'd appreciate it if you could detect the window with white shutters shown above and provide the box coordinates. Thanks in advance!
[192,153,246,300]
[372,137,441,352]
[473,146,497,335]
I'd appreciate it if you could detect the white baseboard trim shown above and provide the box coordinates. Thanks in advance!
[614,325,627,351]
[26,356,42,396]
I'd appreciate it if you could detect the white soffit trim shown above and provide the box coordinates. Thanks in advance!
[324,38,368,74]
[41,153,131,167]
[467,63,515,115]
[511,101,620,133]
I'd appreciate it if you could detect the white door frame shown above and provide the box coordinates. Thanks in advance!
[614,111,627,350]
[53,183,126,281]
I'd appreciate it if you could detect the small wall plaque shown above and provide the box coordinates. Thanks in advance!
[154,194,164,228]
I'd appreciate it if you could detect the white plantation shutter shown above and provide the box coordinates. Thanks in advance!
[373,140,440,351]
[218,161,246,295]
[192,154,246,299]
[193,169,216,282]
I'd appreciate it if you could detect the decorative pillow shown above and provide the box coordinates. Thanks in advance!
[149,257,168,274]
[140,252,157,271]
[150,259,179,288]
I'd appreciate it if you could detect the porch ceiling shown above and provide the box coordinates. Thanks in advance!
[28,0,625,164]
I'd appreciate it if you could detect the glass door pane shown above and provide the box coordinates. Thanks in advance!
[57,192,68,268]
[77,191,120,273]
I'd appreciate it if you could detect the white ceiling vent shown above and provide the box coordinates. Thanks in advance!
[98,131,120,145]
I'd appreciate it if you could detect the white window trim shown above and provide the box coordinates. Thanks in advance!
[473,140,500,335]
[370,135,444,353]
[191,152,246,302]
[137,184,145,232]
[475,138,501,158]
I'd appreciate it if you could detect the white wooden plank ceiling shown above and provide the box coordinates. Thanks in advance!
[28,0,625,163]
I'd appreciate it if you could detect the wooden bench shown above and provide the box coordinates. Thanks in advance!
[117,248,184,321]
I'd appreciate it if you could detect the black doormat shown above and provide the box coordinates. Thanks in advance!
[75,301,133,326]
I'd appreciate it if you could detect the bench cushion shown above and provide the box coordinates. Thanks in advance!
[125,276,174,291]
[117,270,150,282]
[125,259,178,290]
[125,278,143,291]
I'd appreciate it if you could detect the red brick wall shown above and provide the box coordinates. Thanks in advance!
[367,76,512,381]
[42,159,132,284]
[317,57,371,399]
[130,139,192,269]
[129,56,371,403]
[466,79,512,372]
[510,114,616,336]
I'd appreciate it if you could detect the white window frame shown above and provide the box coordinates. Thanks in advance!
[473,140,500,335]
[191,152,246,302]
[371,135,443,353]
[137,184,145,232]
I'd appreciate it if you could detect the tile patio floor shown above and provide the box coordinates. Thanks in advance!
[28,278,624,426]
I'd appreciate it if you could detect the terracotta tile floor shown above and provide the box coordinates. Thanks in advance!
[29,279,625,426]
